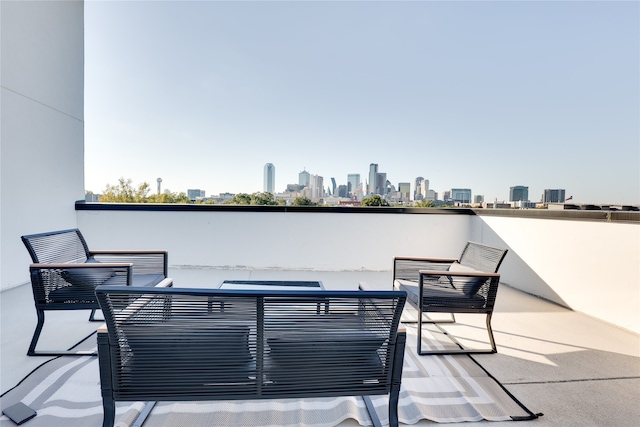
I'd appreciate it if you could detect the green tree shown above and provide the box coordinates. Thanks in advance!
[414,200,436,207]
[226,193,252,204]
[99,178,190,203]
[361,195,390,206]
[226,192,283,205]
[291,196,316,206]
[147,192,190,204]
[100,178,150,202]
[250,192,278,205]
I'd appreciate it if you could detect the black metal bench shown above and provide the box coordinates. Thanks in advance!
[96,286,407,427]
[21,228,172,356]
[393,241,508,355]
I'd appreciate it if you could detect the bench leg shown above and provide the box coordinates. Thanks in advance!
[102,396,115,427]
[131,401,156,427]
[362,396,383,427]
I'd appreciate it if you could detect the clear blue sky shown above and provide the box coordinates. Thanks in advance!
[84,0,639,205]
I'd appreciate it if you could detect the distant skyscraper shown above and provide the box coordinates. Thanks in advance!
[368,164,378,195]
[420,180,429,200]
[376,173,387,196]
[543,189,566,204]
[414,177,424,200]
[310,174,324,201]
[398,183,410,201]
[298,169,310,188]
[510,186,529,202]
[330,177,337,196]
[263,163,275,193]
[451,188,472,204]
[187,189,206,200]
[347,174,360,196]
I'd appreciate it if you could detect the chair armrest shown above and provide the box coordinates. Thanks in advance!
[394,256,458,263]
[419,270,500,278]
[419,270,500,298]
[29,262,133,284]
[90,250,168,255]
[89,251,168,276]
[30,262,133,270]
[28,263,134,303]
[155,278,174,288]
[394,257,458,282]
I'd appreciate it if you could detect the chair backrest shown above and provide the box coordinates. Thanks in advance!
[21,229,90,264]
[96,286,406,401]
[459,242,508,273]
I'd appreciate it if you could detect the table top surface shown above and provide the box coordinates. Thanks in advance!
[218,280,325,291]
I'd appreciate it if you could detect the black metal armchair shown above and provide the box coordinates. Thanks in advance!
[21,228,172,356]
[393,241,508,355]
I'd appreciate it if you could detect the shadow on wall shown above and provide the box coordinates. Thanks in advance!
[472,220,569,308]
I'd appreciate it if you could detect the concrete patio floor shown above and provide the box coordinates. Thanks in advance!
[1,268,639,426]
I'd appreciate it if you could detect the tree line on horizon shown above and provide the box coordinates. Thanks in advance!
[88,178,438,207]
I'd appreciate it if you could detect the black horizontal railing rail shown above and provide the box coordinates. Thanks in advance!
[473,208,640,223]
[75,201,472,215]
[75,201,639,223]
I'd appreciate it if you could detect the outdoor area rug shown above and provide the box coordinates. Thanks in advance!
[1,326,538,427]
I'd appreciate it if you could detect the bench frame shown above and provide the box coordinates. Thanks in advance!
[96,286,407,427]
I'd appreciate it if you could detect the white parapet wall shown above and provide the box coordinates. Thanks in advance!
[473,214,640,334]
[76,208,473,272]
[74,207,639,334]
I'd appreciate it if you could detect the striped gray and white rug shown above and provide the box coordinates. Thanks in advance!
[0,325,537,426]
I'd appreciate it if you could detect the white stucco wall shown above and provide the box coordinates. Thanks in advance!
[1,1,85,291]
[77,209,472,272]
[75,209,640,334]
[473,215,640,334]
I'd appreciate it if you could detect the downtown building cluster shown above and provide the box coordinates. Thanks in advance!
[253,163,569,208]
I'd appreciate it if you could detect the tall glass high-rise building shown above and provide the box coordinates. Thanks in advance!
[398,182,410,201]
[414,177,424,200]
[263,163,275,193]
[299,169,310,188]
[347,174,360,196]
[368,164,378,195]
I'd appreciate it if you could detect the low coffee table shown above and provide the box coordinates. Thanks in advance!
[218,280,324,291]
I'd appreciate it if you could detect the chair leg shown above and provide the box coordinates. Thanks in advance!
[27,309,97,356]
[89,309,104,322]
[417,312,498,355]
[486,312,497,353]
[27,309,46,356]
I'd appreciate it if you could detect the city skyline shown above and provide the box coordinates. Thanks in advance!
[95,161,574,205]
[84,1,639,205]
